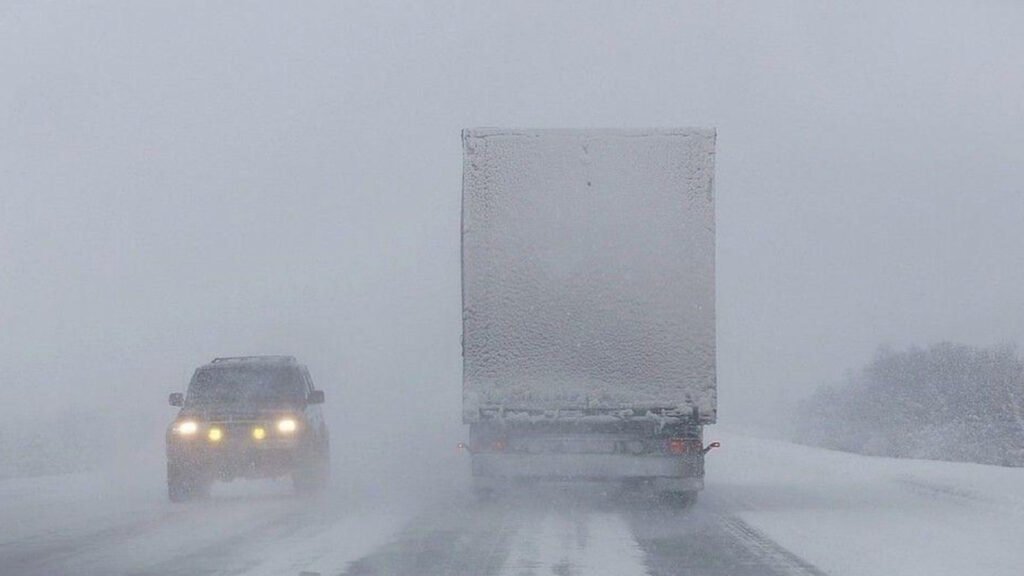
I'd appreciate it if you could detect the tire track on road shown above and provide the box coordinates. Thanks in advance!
[718,516,828,576]
[343,490,831,576]
[342,500,523,576]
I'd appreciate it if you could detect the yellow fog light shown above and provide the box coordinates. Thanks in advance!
[276,418,297,434]
[252,427,266,440]
[208,427,223,442]
[175,420,198,435]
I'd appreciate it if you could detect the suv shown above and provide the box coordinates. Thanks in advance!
[166,356,330,502]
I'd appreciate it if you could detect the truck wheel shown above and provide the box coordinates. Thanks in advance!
[472,477,498,502]
[661,490,698,508]
[473,486,495,502]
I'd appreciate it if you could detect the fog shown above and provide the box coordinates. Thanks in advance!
[4,3,1024,574]
[3,0,1023,480]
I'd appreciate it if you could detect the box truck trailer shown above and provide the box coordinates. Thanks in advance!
[461,128,717,502]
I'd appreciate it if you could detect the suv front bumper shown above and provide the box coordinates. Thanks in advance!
[167,434,303,480]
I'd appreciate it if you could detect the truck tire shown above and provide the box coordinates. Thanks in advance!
[661,490,698,508]
[473,486,495,502]
[472,476,499,502]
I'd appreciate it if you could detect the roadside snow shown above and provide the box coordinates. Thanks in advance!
[707,431,1024,576]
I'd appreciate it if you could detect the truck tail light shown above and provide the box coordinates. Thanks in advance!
[666,438,701,455]
[490,440,507,452]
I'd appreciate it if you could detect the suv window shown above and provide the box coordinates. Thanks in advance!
[186,365,306,406]
[303,367,314,394]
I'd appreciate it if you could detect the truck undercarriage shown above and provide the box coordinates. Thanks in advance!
[467,414,708,502]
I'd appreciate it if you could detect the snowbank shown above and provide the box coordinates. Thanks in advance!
[707,431,1024,576]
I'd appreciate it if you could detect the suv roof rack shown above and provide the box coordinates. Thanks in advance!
[210,355,297,364]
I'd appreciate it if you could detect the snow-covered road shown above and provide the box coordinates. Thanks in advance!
[0,475,407,576]
[342,490,824,576]
[2,432,1022,575]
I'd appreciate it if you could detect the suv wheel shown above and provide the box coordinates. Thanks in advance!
[293,443,330,495]
[168,462,210,503]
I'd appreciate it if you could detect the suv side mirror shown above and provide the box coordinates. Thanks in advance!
[169,393,184,407]
[307,390,325,405]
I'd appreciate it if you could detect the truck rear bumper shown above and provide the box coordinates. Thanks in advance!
[473,475,704,493]
[472,453,703,482]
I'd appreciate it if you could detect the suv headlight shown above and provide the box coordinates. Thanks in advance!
[276,418,297,434]
[174,420,198,435]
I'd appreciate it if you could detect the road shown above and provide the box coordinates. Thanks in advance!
[5,432,1022,576]
[342,488,826,576]
[0,474,826,576]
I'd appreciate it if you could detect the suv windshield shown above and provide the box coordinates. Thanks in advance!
[186,365,305,407]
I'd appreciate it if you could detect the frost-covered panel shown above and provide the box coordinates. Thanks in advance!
[462,129,716,422]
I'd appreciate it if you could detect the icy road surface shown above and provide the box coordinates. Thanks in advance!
[2,433,1022,576]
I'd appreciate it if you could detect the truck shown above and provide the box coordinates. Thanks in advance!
[461,128,717,503]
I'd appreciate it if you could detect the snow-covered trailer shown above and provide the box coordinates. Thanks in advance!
[461,128,717,500]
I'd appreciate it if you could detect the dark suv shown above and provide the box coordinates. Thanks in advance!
[166,356,330,502]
